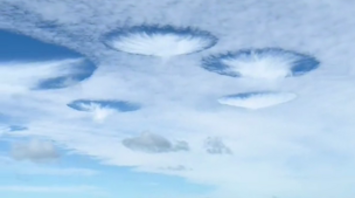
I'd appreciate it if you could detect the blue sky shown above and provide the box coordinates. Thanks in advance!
[1,1,355,198]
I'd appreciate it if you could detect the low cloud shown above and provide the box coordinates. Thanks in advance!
[122,132,189,153]
[204,137,232,155]
[10,139,60,163]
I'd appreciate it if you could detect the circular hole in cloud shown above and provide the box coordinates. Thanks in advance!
[67,99,141,121]
[218,91,297,109]
[201,48,319,80]
[0,30,97,90]
[103,25,218,57]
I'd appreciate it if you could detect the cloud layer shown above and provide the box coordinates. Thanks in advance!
[1,1,355,198]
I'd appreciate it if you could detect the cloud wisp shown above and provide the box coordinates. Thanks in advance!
[103,25,218,57]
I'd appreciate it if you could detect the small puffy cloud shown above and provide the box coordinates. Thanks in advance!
[10,139,60,163]
[122,132,189,153]
[204,137,232,155]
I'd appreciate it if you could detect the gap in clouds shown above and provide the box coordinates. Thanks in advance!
[201,48,320,80]
[0,29,97,91]
[102,24,218,58]
[67,99,141,122]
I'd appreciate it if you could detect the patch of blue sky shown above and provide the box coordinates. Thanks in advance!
[0,139,10,155]
[0,30,97,90]
[60,153,215,198]
[67,99,141,112]
[201,48,320,80]
[0,146,214,198]
[0,30,79,61]
[103,24,218,57]
[33,59,96,90]
[0,141,100,198]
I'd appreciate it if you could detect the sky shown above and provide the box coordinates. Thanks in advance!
[0,0,355,198]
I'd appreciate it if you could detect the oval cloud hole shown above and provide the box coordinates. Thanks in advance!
[67,99,141,121]
[102,25,218,57]
[201,48,320,80]
[218,91,297,109]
